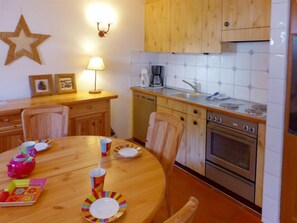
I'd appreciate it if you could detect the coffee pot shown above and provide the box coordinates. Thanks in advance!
[150,65,164,87]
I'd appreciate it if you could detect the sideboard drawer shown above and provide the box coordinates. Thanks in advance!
[68,101,108,117]
[0,112,22,128]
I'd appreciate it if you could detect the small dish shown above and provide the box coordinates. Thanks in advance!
[35,143,49,152]
[113,144,142,158]
[0,178,47,207]
[34,139,52,151]
[81,191,127,223]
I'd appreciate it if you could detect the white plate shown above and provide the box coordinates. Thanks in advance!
[35,143,49,152]
[118,148,139,157]
[89,197,119,219]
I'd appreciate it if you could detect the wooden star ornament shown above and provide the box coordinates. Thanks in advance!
[0,15,50,65]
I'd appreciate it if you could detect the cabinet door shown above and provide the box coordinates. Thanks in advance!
[222,0,271,30]
[202,0,222,53]
[172,110,187,165]
[170,0,203,53]
[144,0,170,52]
[186,116,206,175]
[70,113,107,136]
[222,0,271,41]
[0,127,23,153]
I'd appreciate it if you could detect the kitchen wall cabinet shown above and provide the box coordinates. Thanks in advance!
[157,97,206,175]
[222,0,271,42]
[145,0,221,53]
[0,91,117,153]
[144,0,170,52]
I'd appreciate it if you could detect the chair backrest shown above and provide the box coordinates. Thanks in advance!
[21,104,69,141]
[145,112,184,182]
[163,197,199,223]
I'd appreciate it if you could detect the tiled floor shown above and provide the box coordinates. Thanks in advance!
[154,166,262,223]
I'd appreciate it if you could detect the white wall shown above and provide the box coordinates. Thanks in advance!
[0,0,144,139]
[262,0,290,222]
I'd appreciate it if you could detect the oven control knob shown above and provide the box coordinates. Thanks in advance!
[249,127,255,133]
[213,117,217,122]
[208,115,213,120]
[243,125,249,131]
[217,118,222,123]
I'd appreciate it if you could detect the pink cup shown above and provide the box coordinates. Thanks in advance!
[89,168,106,195]
[100,138,112,156]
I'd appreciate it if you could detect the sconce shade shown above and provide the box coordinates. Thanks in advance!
[87,57,105,71]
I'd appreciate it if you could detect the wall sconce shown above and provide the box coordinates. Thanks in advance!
[87,56,105,94]
[97,22,111,37]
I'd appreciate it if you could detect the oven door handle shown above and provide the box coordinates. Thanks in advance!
[207,123,256,143]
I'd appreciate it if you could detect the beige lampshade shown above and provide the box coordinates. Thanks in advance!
[87,57,105,70]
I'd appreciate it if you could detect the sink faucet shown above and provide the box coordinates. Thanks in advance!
[182,80,200,93]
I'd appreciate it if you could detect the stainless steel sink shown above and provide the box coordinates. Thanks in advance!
[169,92,202,99]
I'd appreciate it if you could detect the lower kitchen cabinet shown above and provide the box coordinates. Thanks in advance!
[186,115,206,175]
[157,97,206,175]
[0,91,117,153]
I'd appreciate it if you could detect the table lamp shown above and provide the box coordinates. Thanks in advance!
[87,57,105,94]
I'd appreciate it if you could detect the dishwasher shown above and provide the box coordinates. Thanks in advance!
[133,91,156,144]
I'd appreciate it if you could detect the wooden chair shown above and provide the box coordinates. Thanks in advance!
[21,104,69,141]
[145,112,185,216]
[163,197,199,223]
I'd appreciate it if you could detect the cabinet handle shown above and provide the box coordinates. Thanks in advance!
[69,106,73,109]
[180,117,185,122]
[224,21,230,27]
[193,120,198,125]
[193,109,198,114]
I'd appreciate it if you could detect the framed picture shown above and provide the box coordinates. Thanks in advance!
[29,74,54,97]
[55,73,77,94]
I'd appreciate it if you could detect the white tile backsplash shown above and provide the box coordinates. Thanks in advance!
[251,53,270,71]
[221,53,235,68]
[234,70,251,87]
[251,71,269,89]
[130,42,269,103]
[220,68,234,85]
[235,53,251,69]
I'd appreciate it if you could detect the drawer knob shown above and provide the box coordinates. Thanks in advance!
[224,21,230,27]
[180,117,185,122]
[193,109,198,114]
[193,120,198,125]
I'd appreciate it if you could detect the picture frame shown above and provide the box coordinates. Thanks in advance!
[29,74,54,97]
[55,73,77,94]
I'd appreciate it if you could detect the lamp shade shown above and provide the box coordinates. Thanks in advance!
[87,57,105,70]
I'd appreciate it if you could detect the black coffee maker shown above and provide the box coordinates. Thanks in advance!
[150,65,164,87]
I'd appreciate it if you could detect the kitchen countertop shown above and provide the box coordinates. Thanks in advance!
[131,86,266,124]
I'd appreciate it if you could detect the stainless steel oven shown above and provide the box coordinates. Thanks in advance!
[205,111,258,202]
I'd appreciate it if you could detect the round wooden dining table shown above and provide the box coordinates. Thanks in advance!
[0,136,166,223]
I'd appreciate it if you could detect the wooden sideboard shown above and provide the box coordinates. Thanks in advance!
[0,91,118,153]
